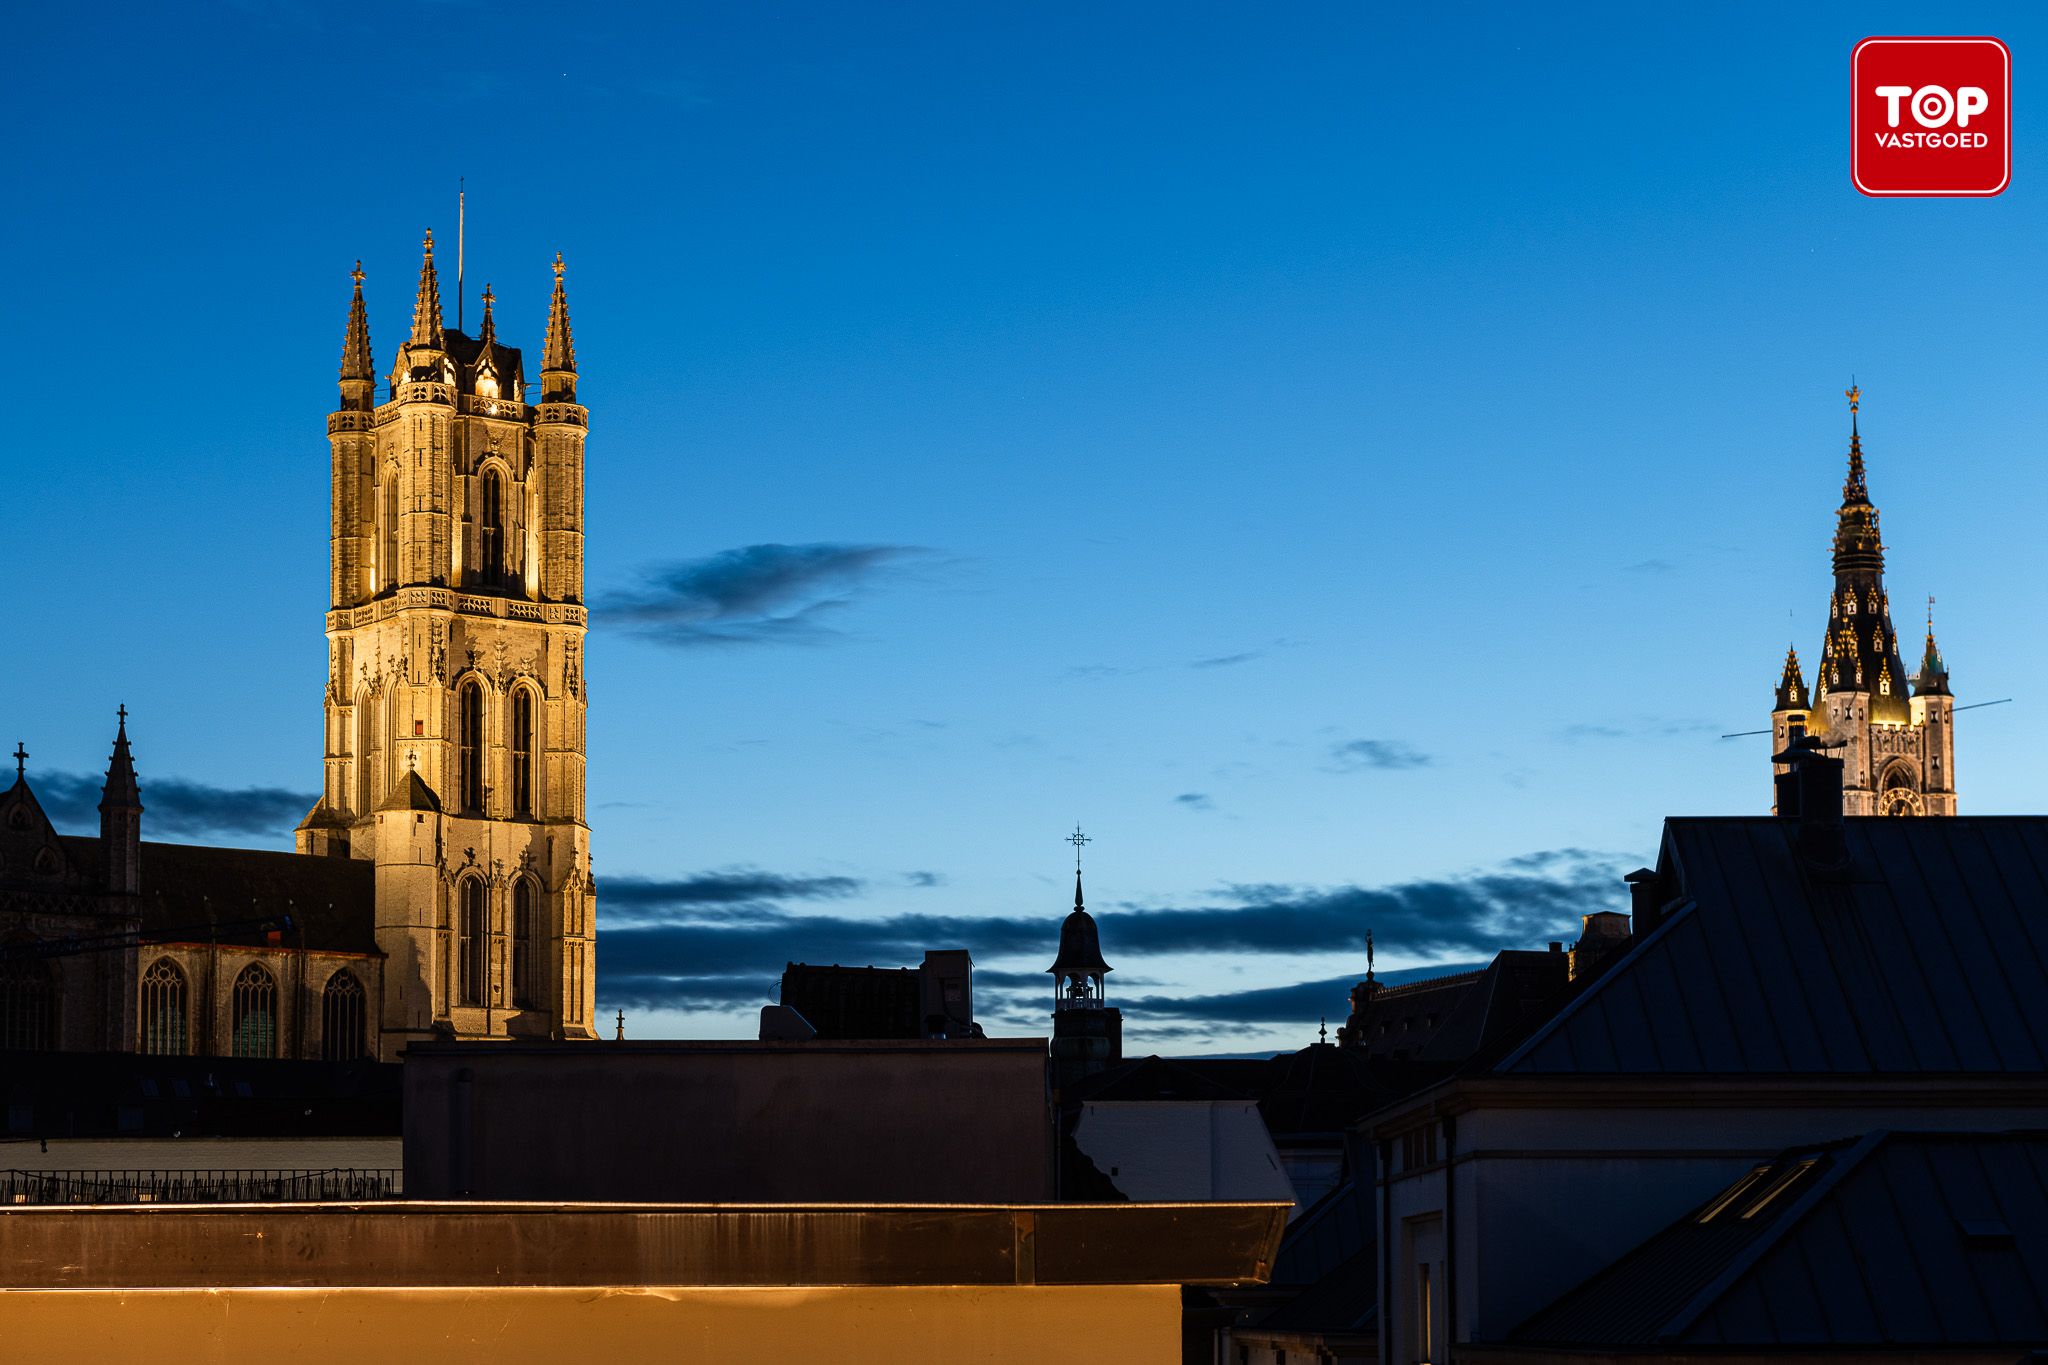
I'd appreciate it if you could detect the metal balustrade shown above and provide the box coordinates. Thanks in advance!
[0,1167,401,1206]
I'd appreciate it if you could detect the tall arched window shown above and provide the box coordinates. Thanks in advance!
[356,693,377,813]
[511,688,535,817]
[232,963,278,1058]
[458,681,485,814]
[460,877,487,1007]
[0,950,57,1051]
[512,879,535,1007]
[480,469,505,584]
[379,475,400,591]
[141,958,189,1056]
[322,970,367,1062]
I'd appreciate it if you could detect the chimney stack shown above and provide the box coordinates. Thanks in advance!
[1772,736,1847,869]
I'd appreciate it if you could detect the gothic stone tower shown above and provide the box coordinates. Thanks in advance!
[1770,387,1956,816]
[297,235,596,1055]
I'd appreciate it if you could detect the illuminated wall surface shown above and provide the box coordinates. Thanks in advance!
[0,1200,1284,1363]
[0,1285,1180,1363]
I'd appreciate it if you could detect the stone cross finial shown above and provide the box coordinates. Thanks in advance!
[481,283,494,308]
[351,260,365,286]
[423,228,434,255]
[553,251,565,280]
[1845,382,1861,412]
[12,742,24,778]
[615,1009,625,1041]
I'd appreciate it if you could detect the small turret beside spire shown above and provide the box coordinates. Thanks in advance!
[99,705,142,896]
[410,229,446,352]
[338,261,375,412]
[1915,597,1952,697]
[1775,643,1808,712]
[476,282,497,349]
[541,252,577,404]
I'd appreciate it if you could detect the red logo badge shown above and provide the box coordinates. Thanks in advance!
[1853,37,2010,196]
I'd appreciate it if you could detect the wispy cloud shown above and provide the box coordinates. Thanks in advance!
[1173,793,1215,812]
[904,871,946,888]
[597,850,1626,1023]
[598,543,929,647]
[1554,717,1717,742]
[1622,558,1677,575]
[33,772,316,840]
[1328,739,1433,772]
[1188,651,1259,670]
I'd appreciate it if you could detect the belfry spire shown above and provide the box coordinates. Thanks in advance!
[541,252,577,402]
[410,230,445,350]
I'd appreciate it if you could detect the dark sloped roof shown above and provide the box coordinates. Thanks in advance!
[58,836,376,954]
[1512,1130,2048,1348]
[1502,817,2048,1075]
[1269,1177,1371,1287]
[1254,1244,1376,1334]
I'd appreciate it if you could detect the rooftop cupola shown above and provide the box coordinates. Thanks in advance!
[338,261,375,412]
[541,252,577,404]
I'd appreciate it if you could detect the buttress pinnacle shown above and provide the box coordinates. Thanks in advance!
[410,229,445,350]
[339,260,374,386]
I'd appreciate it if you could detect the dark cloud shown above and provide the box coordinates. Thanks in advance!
[1189,652,1259,670]
[597,543,927,647]
[904,871,946,888]
[1329,739,1433,772]
[33,772,316,840]
[597,850,1625,1020]
[1174,793,1215,812]
[1121,963,1486,1026]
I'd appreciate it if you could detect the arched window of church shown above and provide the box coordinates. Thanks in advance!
[380,476,400,592]
[231,963,279,1059]
[512,879,535,1007]
[458,681,485,814]
[0,947,58,1052]
[481,469,505,585]
[322,969,367,1062]
[511,688,536,817]
[460,877,487,1007]
[357,694,377,813]
[141,958,188,1056]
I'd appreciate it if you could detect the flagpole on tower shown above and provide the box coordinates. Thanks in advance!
[457,178,466,333]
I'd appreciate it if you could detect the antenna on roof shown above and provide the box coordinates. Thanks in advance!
[457,178,465,333]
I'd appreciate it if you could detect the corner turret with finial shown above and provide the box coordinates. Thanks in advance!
[541,251,577,404]
[338,260,375,411]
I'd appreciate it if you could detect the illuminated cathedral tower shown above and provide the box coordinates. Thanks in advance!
[1770,387,1955,816]
[297,234,597,1054]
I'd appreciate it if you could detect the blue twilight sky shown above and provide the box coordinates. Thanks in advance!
[5,3,2045,1049]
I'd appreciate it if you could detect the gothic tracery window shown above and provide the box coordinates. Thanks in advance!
[460,877,487,1007]
[322,969,367,1062]
[513,878,535,1007]
[232,963,279,1059]
[481,469,505,585]
[511,687,535,817]
[141,958,189,1056]
[0,949,57,1052]
[357,693,378,813]
[459,681,485,813]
